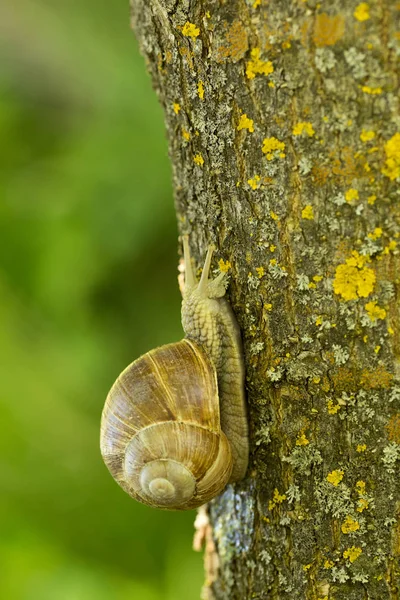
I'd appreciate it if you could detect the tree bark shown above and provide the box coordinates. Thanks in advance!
[130,1,400,598]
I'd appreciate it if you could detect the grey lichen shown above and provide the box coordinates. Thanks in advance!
[315,480,356,519]
[315,48,337,73]
[381,442,400,474]
[332,344,350,366]
[283,445,323,476]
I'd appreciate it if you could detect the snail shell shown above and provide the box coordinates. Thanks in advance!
[100,339,233,509]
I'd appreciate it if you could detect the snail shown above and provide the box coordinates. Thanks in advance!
[100,237,248,510]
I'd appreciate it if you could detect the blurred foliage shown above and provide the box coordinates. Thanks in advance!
[0,1,203,598]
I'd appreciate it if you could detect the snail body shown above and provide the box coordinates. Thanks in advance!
[100,238,248,510]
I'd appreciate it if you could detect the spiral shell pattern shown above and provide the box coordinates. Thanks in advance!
[100,339,233,509]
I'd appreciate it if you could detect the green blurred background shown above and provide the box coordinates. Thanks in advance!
[0,1,203,598]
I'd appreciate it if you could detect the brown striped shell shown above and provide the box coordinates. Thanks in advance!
[100,339,233,510]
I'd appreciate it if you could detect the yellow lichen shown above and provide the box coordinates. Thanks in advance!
[197,81,204,99]
[367,194,377,205]
[356,480,366,494]
[302,205,314,220]
[356,444,367,452]
[382,240,398,254]
[262,137,286,160]
[365,301,386,321]
[382,132,400,180]
[355,481,369,512]
[357,498,369,512]
[193,154,204,166]
[246,48,274,79]
[326,469,344,486]
[248,175,260,189]
[182,128,190,141]
[265,303,273,312]
[268,488,287,510]
[343,546,362,563]
[293,122,315,137]
[341,515,360,533]
[354,3,370,21]
[182,22,200,39]
[345,188,359,203]
[339,251,370,272]
[173,103,181,114]
[218,259,231,273]
[361,85,383,94]
[313,13,345,47]
[360,129,375,142]
[238,114,254,132]
[333,251,376,301]
[270,245,276,252]
[368,227,383,240]
[327,399,341,415]
[270,210,279,220]
[296,433,310,446]
[256,266,265,278]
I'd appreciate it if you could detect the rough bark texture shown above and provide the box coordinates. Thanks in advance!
[130,1,400,599]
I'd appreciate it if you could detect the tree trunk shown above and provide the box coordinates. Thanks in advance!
[130,1,400,598]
